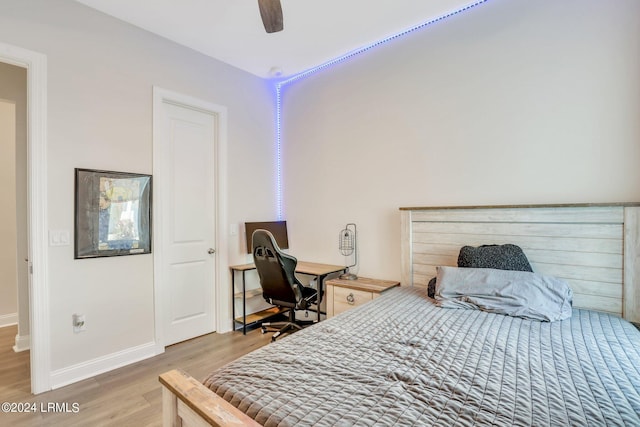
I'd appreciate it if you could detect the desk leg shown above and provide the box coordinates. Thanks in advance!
[315,270,346,322]
[316,273,329,323]
[231,270,236,332]
[242,270,247,335]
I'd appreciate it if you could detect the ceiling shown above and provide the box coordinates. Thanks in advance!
[75,0,479,79]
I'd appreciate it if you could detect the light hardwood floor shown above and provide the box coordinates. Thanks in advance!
[0,325,271,426]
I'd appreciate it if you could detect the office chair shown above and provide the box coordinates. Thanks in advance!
[252,229,318,341]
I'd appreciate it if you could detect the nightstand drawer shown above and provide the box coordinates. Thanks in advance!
[332,287,373,315]
[325,277,400,318]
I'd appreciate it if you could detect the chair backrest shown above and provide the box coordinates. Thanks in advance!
[252,229,302,307]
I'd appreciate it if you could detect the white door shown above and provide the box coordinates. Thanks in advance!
[158,101,217,346]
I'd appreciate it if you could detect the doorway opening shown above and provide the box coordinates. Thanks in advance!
[0,64,29,387]
[0,42,50,394]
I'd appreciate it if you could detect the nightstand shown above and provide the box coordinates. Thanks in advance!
[325,277,400,318]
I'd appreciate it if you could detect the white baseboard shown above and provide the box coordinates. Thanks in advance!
[13,334,30,352]
[0,313,17,328]
[50,341,158,389]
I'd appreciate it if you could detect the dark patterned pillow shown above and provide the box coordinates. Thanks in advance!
[427,244,533,298]
[457,244,533,272]
[427,276,437,298]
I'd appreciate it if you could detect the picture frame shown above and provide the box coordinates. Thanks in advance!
[74,168,152,259]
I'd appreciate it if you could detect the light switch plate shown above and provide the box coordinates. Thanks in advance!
[49,230,71,246]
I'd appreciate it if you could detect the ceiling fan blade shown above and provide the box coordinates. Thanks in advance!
[258,0,283,33]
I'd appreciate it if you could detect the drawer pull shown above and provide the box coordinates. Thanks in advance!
[346,293,355,305]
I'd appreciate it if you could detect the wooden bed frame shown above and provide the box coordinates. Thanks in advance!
[159,369,260,427]
[160,202,640,426]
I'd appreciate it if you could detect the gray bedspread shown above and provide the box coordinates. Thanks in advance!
[203,287,640,426]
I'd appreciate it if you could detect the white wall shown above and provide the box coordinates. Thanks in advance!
[0,100,18,325]
[282,0,640,281]
[0,0,276,377]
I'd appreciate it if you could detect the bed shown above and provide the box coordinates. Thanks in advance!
[160,203,640,427]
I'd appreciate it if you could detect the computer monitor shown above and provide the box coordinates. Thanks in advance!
[245,221,289,254]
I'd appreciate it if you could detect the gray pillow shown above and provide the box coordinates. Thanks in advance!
[434,266,572,322]
[427,244,532,298]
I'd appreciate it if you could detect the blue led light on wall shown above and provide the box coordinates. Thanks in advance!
[275,83,283,220]
[274,0,489,219]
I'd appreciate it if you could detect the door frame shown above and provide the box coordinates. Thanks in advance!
[152,87,230,353]
[0,42,50,393]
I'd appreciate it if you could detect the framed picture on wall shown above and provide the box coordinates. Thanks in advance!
[74,168,152,259]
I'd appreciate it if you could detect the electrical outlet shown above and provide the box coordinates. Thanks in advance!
[73,314,86,333]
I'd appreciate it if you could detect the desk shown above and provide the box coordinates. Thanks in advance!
[230,261,346,334]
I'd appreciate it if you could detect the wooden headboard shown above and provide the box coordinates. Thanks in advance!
[400,203,640,322]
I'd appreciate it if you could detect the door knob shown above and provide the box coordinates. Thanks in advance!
[208,248,216,254]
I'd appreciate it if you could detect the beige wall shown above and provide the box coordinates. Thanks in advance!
[0,0,276,373]
[0,62,28,335]
[282,0,640,280]
[0,100,18,322]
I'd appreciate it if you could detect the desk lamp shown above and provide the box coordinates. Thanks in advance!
[338,223,358,280]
